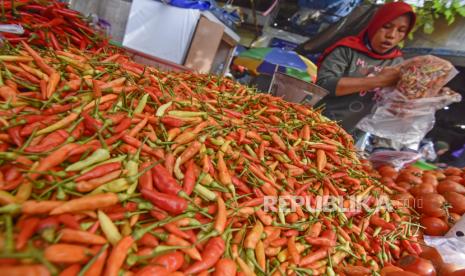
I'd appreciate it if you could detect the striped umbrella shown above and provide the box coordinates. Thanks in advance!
[233,47,317,83]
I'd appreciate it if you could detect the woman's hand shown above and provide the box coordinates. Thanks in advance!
[334,66,400,96]
[376,66,401,87]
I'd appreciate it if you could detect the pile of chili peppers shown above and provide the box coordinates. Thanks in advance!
[0,40,423,275]
[0,0,108,50]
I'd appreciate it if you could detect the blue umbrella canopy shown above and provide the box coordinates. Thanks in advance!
[233,47,317,82]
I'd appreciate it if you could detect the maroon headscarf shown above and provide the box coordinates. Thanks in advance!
[317,2,416,66]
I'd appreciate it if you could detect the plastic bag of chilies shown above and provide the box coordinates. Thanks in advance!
[397,55,456,99]
[357,55,461,147]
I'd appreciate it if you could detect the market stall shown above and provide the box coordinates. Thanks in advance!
[0,1,464,276]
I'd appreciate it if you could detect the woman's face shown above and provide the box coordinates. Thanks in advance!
[370,14,411,54]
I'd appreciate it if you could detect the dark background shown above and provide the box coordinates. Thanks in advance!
[426,67,465,155]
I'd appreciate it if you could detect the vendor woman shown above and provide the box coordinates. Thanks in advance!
[316,2,416,137]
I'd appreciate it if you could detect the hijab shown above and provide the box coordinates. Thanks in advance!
[317,2,416,66]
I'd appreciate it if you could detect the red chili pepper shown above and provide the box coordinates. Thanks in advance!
[67,142,100,157]
[70,121,85,140]
[37,217,59,232]
[283,229,299,237]
[79,39,87,51]
[238,197,264,207]
[371,239,382,254]
[304,237,336,247]
[0,143,8,151]
[4,166,20,182]
[55,8,81,18]
[149,210,191,240]
[184,237,225,274]
[152,164,183,196]
[7,126,23,147]
[108,205,137,218]
[253,187,265,198]
[18,115,51,124]
[88,221,100,234]
[43,103,77,115]
[37,17,66,28]
[410,240,423,255]
[139,233,159,247]
[160,116,186,128]
[16,217,40,250]
[24,130,69,153]
[103,113,126,126]
[1,176,23,191]
[222,108,242,118]
[370,215,395,231]
[22,4,47,12]
[4,36,29,43]
[62,27,83,41]
[105,132,126,146]
[270,237,287,247]
[390,244,401,259]
[105,236,135,276]
[141,189,187,215]
[182,160,196,196]
[184,229,197,244]
[122,135,164,159]
[107,212,125,221]
[57,214,80,230]
[48,32,62,50]
[231,176,252,194]
[68,34,82,46]
[82,112,103,134]
[98,101,113,111]
[112,117,131,133]
[152,251,184,272]
[75,162,121,182]
[330,172,347,179]
[71,20,95,35]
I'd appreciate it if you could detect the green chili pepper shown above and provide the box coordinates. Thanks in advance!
[194,184,217,201]
[133,93,149,114]
[3,215,14,253]
[91,178,128,194]
[244,144,258,159]
[168,110,206,117]
[126,151,139,195]
[373,226,382,237]
[66,148,110,171]
[155,101,172,117]
[0,204,21,214]
[98,210,122,245]
[56,187,66,200]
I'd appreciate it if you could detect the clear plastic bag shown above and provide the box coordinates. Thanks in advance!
[418,140,437,162]
[357,56,461,146]
[368,150,421,170]
[423,235,465,269]
[358,87,462,146]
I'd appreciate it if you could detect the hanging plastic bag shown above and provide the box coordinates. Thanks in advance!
[357,55,461,146]
[358,87,461,146]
